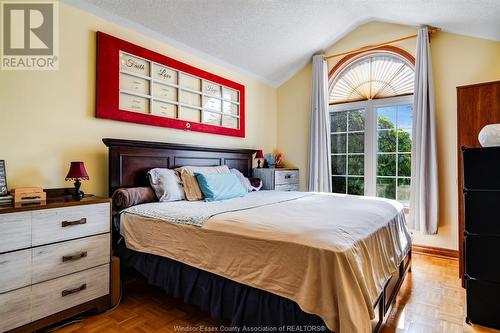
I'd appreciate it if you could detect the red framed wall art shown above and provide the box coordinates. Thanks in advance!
[96,32,245,137]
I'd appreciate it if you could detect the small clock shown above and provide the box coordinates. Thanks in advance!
[0,160,7,196]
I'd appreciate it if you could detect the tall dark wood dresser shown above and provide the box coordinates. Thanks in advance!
[457,81,500,281]
[463,146,500,330]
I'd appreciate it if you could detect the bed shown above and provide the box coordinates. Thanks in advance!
[103,138,412,333]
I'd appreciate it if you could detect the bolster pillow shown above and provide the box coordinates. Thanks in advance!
[112,187,157,211]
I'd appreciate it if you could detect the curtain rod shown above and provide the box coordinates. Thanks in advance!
[324,27,440,61]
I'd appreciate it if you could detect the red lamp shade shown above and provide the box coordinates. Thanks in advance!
[255,150,264,159]
[65,162,89,181]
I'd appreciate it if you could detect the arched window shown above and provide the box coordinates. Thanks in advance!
[328,47,414,205]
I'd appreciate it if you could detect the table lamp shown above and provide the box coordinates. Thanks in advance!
[255,150,264,168]
[65,161,89,200]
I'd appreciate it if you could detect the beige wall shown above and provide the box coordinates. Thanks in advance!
[277,21,500,250]
[2,7,500,251]
[0,4,277,197]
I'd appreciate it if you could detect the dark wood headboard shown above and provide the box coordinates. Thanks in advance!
[103,138,256,196]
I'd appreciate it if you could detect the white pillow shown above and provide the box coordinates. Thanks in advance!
[230,168,252,192]
[147,168,185,202]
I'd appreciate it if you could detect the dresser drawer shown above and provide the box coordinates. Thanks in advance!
[465,234,500,282]
[31,264,109,321]
[0,286,31,332]
[32,234,110,284]
[464,148,500,190]
[0,211,31,253]
[32,203,110,246]
[466,278,500,329]
[275,170,299,185]
[0,249,31,293]
[465,190,500,236]
[275,184,300,192]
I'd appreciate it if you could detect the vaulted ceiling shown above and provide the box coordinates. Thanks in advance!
[68,0,500,87]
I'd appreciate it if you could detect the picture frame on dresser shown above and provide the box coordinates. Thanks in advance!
[0,160,7,196]
[0,194,112,333]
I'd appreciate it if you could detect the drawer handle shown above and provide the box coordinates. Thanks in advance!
[62,251,88,262]
[61,218,87,227]
[285,175,292,179]
[62,283,86,297]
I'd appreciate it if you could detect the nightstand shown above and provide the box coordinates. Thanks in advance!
[0,194,111,333]
[253,168,300,191]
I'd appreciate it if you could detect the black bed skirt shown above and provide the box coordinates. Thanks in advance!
[117,245,330,332]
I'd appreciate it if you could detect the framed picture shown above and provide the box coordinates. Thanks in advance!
[0,160,7,196]
[96,32,245,138]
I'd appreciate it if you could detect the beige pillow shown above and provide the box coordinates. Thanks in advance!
[175,165,230,201]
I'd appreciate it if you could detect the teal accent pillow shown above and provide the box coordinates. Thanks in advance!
[194,173,247,202]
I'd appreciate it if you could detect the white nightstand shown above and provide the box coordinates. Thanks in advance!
[252,168,300,191]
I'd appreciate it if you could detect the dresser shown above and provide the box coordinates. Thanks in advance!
[252,168,300,191]
[463,146,500,330]
[457,81,500,281]
[0,195,111,333]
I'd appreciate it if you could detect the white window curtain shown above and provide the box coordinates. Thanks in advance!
[308,54,332,192]
[409,26,439,234]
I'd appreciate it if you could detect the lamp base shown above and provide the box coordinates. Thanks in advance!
[257,160,261,168]
[73,179,84,200]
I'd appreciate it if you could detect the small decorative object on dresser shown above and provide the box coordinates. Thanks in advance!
[0,195,13,207]
[65,161,90,200]
[253,168,299,191]
[478,124,500,147]
[0,160,7,196]
[275,152,284,168]
[255,150,264,168]
[264,153,275,168]
[11,187,46,204]
[0,194,111,333]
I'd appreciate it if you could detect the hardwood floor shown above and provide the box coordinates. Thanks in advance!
[381,254,498,333]
[50,254,499,333]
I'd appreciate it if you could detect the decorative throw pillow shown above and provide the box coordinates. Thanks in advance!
[147,168,185,202]
[195,173,246,202]
[249,178,263,191]
[175,165,230,201]
[111,187,157,211]
[230,168,252,192]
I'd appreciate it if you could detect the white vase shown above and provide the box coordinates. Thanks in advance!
[478,124,500,147]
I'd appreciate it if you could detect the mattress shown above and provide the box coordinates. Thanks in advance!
[120,191,411,333]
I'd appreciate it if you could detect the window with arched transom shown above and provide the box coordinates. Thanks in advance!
[328,47,414,205]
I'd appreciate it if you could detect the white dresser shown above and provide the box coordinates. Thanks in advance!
[252,168,300,191]
[0,196,111,333]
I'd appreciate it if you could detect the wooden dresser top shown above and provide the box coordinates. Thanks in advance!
[0,194,110,214]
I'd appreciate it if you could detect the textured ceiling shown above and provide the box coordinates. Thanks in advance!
[68,0,500,86]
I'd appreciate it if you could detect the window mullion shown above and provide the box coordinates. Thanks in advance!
[363,104,369,195]
[345,113,349,194]
[395,105,399,201]
[364,101,376,197]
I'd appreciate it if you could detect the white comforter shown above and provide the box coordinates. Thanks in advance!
[122,191,411,332]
